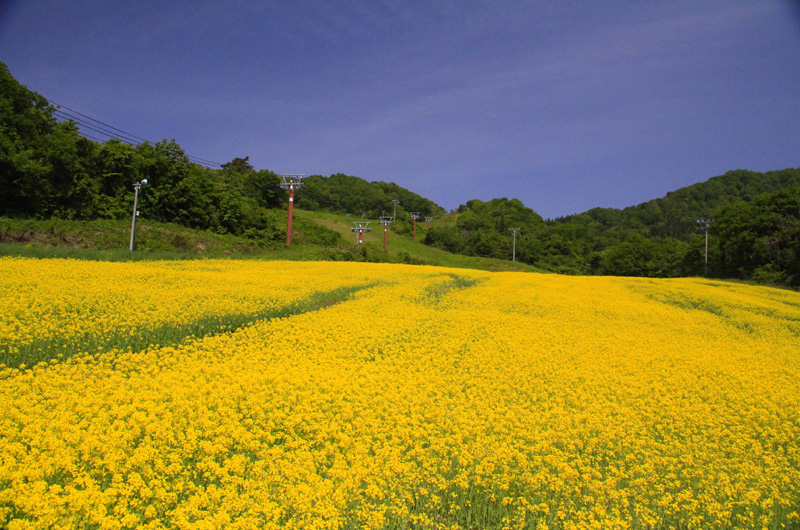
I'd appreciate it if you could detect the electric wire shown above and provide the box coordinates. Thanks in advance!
[50,102,149,144]
[53,110,144,146]
[50,100,222,168]
[47,99,223,168]
[77,132,107,144]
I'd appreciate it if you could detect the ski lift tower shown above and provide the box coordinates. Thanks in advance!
[351,221,372,246]
[279,174,305,246]
[509,227,521,262]
[410,212,420,241]
[379,216,393,250]
[424,216,434,229]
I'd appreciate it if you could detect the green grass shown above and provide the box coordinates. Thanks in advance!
[0,217,272,258]
[0,213,547,272]
[293,210,547,272]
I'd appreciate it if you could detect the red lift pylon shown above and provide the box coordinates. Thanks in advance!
[351,221,371,245]
[379,216,393,250]
[278,174,306,247]
[410,212,420,241]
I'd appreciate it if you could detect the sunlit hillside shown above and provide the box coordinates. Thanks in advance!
[1,258,798,529]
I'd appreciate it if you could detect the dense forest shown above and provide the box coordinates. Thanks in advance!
[2,61,799,287]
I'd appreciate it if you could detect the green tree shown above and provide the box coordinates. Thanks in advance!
[135,139,193,223]
[220,156,254,173]
[599,233,658,277]
[423,225,465,254]
[91,139,143,219]
[713,186,800,285]
[0,61,63,217]
[714,201,765,278]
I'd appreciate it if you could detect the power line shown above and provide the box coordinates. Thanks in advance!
[79,132,107,144]
[187,154,224,168]
[53,110,143,146]
[50,101,149,144]
[47,98,223,168]
[59,126,106,144]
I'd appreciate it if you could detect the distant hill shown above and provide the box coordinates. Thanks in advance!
[295,173,445,219]
[569,167,800,240]
[424,169,800,286]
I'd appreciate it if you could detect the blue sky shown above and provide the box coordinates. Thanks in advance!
[1,1,799,218]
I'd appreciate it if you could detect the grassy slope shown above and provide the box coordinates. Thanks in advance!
[0,212,544,273]
[293,209,544,272]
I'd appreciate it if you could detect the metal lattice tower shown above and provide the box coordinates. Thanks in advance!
[279,174,306,247]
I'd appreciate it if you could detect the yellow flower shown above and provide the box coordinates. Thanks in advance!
[0,258,798,528]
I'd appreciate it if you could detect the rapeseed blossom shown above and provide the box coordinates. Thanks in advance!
[0,258,798,529]
[0,257,377,366]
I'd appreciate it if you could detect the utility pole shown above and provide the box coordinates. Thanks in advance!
[279,174,306,247]
[697,219,713,277]
[351,221,371,246]
[379,216,393,250]
[509,227,521,262]
[410,212,420,241]
[129,179,148,251]
[392,199,399,222]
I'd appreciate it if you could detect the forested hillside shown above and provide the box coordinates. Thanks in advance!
[562,167,800,240]
[425,173,800,286]
[297,174,443,219]
[2,61,798,287]
[546,167,800,279]
[0,62,434,246]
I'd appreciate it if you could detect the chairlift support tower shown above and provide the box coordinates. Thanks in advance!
[424,216,434,229]
[410,212,420,241]
[379,216,393,250]
[351,221,372,246]
[279,174,306,246]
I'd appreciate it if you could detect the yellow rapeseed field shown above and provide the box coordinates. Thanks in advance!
[0,257,378,366]
[1,257,799,529]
